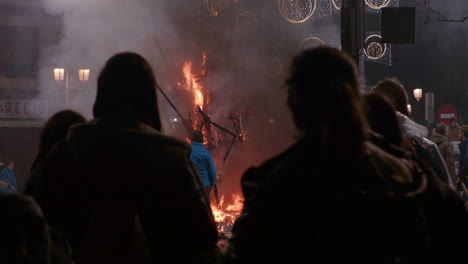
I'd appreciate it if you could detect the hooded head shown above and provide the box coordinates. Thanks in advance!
[285,46,368,147]
[372,78,409,116]
[93,52,162,131]
[30,110,86,174]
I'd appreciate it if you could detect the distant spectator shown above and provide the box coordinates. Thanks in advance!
[0,160,17,193]
[448,116,462,142]
[431,122,456,180]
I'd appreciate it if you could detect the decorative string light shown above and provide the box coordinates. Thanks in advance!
[364,34,387,60]
[278,0,317,23]
[331,0,342,10]
[297,36,325,52]
[365,0,391,10]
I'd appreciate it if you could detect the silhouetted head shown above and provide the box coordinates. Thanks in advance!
[449,116,458,127]
[372,78,409,116]
[362,93,403,147]
[5,160,14,170]
[38,110,85,154]
[0,193,49,264]
[30,110,86,174]
[285,46,368,147]
[191,130,204,143]
[93,52,162,131]
[435,122,448,135]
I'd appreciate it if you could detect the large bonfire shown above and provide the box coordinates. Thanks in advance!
[178,52,245,234]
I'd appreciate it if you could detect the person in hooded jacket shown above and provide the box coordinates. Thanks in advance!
[30,52,220,264]
[448,117,462,142]
[431,122,456,179]
[222,46,436,264]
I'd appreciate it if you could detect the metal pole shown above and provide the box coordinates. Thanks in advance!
[341,0,365,66]
[155,83,194,135]
[65,70,69,107]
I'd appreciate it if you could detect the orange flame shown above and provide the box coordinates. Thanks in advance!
[211,193,244,228]
[182,59,204,109]
[182,60,193,91]
[180,53,245,232]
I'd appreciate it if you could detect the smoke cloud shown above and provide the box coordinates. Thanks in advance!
[37,0,344,195]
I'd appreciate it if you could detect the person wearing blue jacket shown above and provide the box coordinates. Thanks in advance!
[0,160,17,193]
[189,130,217,203]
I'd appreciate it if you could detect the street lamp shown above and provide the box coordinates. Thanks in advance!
[413,88,423,102]
[53,68,90,106]
[53,68,65,82]
[78,69,90,82]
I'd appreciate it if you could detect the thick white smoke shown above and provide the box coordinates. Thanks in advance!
[38,0,345,194]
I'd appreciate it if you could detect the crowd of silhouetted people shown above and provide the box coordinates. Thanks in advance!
[1,46,468,264]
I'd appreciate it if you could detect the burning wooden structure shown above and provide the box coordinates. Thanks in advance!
[157,51,248,235]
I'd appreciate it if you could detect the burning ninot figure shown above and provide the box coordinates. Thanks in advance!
[222,46,468,263]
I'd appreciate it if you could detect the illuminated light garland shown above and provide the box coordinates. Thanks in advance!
[278,0,317,24]
[331,0,342,10]
[364,34,387,60]
[205,0,232,16]
[365,0,391,10]
[205,0,219,16]
[297,36,325,52]
[235,11,258,36]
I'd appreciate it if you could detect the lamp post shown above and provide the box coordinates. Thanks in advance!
[53,68,90,106]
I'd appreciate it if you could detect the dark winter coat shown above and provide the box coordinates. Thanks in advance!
[431,132,456,180]
[31,118,220,264]
[398,113,454,187]
[223,138,468,264]
[458,139,468,177]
